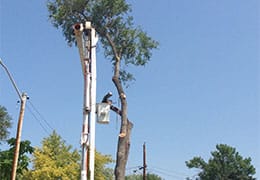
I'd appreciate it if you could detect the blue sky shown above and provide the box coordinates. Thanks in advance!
[0,0,259,179]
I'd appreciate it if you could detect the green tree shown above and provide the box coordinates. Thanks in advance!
[126,173,163,180]
[0,105,12,142]
[47,1,158,179]
[23,131,80,180]
[186,144,256,180]
[23,131,113,179]
[95,151,114,180]
[0,138,34,180]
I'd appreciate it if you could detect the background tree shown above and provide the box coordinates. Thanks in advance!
[126,173,163,180]
[95,151,114,180]
[23,131,113,179]
[0,138,33,180]
[186,144,256,180]
[47,0,158,179]
[0,105,12,142]
[23,131,81,180]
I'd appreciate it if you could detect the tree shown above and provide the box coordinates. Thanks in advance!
[0,105,12,142]
[126,173,163,180]
[186,144,256,180]
[0,138,33,180]
[23,131,113,179]
[95,151,114,180]
[23,131,80,180]
[47,0,158,179]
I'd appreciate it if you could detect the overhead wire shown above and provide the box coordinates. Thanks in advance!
[148,166,200,180]
[126,166,142,170]
[23,100,81,164]
[26,103,51,136]
[126,165,143,174]
[25,101,80,165]
[27,100,54,131]
[149,165,190,178]
[0,58,69,146]
[21,99,56,136]
[25,99,78,147]
[147,168,185,179]
[128,164,192,179]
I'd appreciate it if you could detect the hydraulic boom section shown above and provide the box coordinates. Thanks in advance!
[73,21,98,180]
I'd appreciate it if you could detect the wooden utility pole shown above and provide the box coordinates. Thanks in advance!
[11,93,28,180]
[0,59,28,180]
[143,143,147,180]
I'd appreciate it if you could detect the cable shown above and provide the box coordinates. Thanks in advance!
[23,99,55,136]
[126,166,187,180]
[126,165,143,174]
[148,168,185,179]
[129,164,191,179]
[149,165,190,177]
[126,166,141,170]
[26,103,51,135]
[27,101,54,131]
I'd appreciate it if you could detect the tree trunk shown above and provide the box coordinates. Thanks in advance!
[109,102,133,180]
[112,75,133,180]
[115,120,133,180]
[104,32,133,180]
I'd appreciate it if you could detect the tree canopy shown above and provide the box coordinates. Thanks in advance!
[126,173,163,180]
[23,131,113,179]
[0,105,12,142]
[0,138,33,180]
[23,131,80,179]
[95,151,114,180]
[47,0,158,83]
[186,144,256,180]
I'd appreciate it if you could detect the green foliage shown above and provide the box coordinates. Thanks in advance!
[0,138,34,180]
[126,173,163,180]
[186,144,256,180]
[47,0,158,83]
[23,131,113,180]
[95,151,114,180]
[0,105,12,142]
[23,131,80,180]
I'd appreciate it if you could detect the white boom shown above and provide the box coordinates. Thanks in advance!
[73,22,98,180]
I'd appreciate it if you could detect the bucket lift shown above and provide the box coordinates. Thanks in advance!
[74,21,111,180]
[73,21,98,180]
[97,92,112,124]
[97,103,110,124]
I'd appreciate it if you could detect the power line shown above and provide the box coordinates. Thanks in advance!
[147,168,185,179]
[27,101,54,131]
[127,165,194,179]
[26,103,51,135]
[149,165,190,178]
[126,166,142,171]
[23,99,55,136]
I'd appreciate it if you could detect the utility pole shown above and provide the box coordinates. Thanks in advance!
[73,22,98,180]
[143,143,147,180]
[11,93,27,180]
[0,59,28,180]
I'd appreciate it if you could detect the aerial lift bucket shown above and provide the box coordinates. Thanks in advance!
[96,103,110,124]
